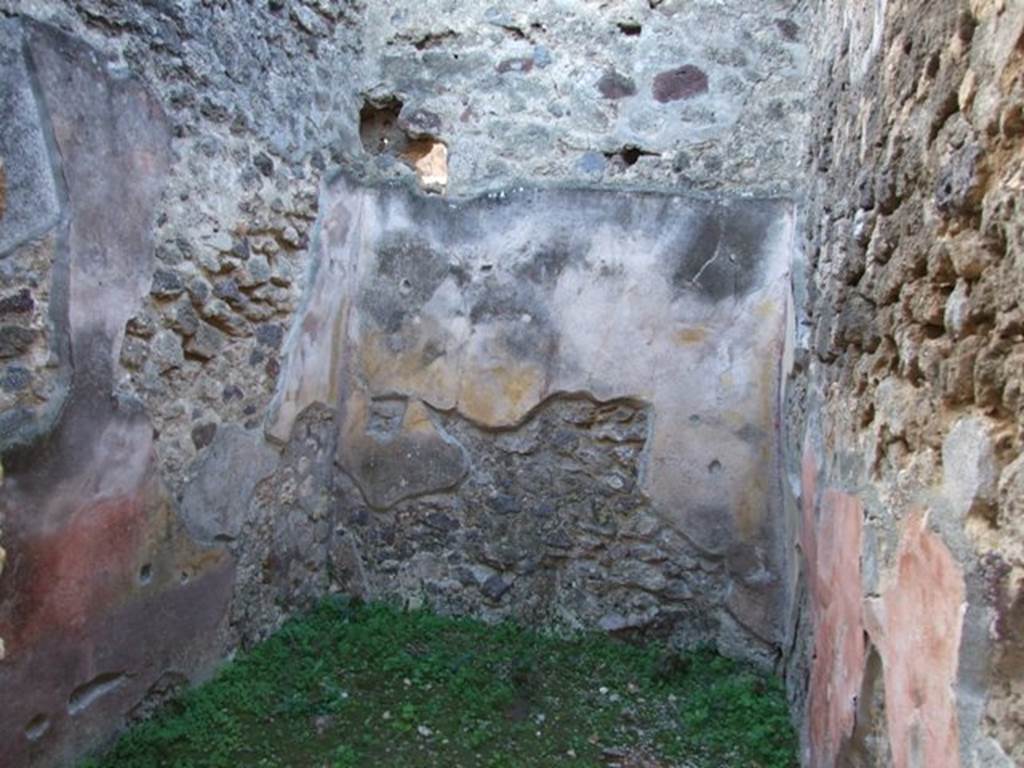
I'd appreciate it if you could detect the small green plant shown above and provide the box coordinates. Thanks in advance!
[83,598,796,768]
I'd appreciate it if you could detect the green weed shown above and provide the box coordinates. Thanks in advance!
[82,598,796,768]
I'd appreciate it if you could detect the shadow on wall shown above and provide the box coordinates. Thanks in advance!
[0,11,811,768]
[268,171,798,665]
[0,20,234,768]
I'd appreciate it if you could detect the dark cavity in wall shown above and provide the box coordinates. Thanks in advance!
[24,714,49,742]
[68,672,128,715]
[359,95,405,155]
[605,145,659,169]
[359,95,448,191]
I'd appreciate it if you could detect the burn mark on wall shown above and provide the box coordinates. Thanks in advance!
[271,173,793,672]
[364,232,452,333]
[670,200,779,302]
[467,281,557,358]
[513,239,585,286]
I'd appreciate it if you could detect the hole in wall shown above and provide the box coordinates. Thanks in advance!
[498,23,529,41]
[617,22,642,36]
[359,96,405,155]
[604,145,659,169]
[24,714,50,742]
[775,18,800,42]
[68,672,127,716]
[139,563,152,585]
[360,95,449,192]
[409,30,457,51]
[401,137,448,193]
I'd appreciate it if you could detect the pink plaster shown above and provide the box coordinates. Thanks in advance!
[802,446,866,768]
[865,510,966,768]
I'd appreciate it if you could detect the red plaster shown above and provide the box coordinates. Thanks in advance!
[1,494,144,651]
[866,510,965,768]
[802,447,866,768]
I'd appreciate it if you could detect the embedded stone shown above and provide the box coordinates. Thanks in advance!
[150,268,185,298]
[126,311,158,338]
[0,364,30,392]
[597,70,637,99]
[935,141,986,218]
[119,336,147,370]
[652,65,708,102]
[0,289,33,316]
[253,152,274,177]
[944,279,971,338]
[398,106,443,138]
[775,18,800,41]
[187,276,212,305]
[0,325,35,358]
[480,574,511,602]
[172,301,200,337]
[185,322,226,360]
[214,278,245,306]
[943,416,998,519]
[151,330,184,372]
[201,299,249,336]
[256,322,284,349]
[496,57,533,74]
[238,254,271,287]
[191,422,218,449]
[180,424,278,543]
[997,453,1024,529]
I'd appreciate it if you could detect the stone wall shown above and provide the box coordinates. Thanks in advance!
[0,2,812,766]
[270,176,796,662]
[0,20,235,767]
[4,0,1022,766]
[788,0,1024,765]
